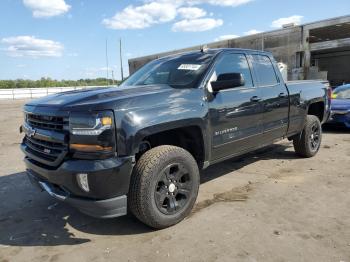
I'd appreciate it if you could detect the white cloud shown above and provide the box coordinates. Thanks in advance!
[143,0,184,6]
[102,2,177,29]
[104,0,253,30]
[145,0,252,7]
[215,34,239,41]
[172,18,223,32]
[178,7,206,19]
[1,36,64,58]
[193,0,252,6]
[271,15,303,28]
[244,29,262,35]
[23,0,71,18]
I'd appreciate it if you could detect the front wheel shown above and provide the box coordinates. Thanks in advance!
[293,115,322,158]
[128,145,200,229]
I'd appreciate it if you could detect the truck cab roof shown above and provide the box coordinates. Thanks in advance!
[160,48,272,61]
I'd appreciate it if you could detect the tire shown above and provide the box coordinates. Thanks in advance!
[128,145,200,229]
[293,115,322,158]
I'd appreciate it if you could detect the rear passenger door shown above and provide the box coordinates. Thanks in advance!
[251,54,289,141]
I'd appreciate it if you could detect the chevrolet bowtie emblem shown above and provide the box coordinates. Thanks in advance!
[25,125,36,138]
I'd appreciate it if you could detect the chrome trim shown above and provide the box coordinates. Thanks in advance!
[38,181,67,201]
[331,110,349,115]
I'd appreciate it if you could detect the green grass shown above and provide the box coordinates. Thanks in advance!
[0,78,121,89]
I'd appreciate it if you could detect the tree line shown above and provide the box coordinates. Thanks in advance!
[0,77,121,89]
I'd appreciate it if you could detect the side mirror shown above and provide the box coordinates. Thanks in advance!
[210,73,245,93]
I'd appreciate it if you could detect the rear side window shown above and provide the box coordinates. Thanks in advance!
[211,53,253,88]
[252,55,278,86]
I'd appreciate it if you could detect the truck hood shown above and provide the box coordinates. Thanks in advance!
[25,85,175,110]
[331,99,350,111]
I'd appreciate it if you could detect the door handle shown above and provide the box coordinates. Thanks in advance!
[250,96,261,102]
[278,92,287,98]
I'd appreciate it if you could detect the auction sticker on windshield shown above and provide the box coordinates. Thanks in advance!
[178,64,202,71]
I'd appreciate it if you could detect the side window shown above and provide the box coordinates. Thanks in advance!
[252,55,278,86]
[209,53,253,89]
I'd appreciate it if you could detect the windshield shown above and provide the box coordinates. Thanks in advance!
[333,85,350,99]
[121,52,215,89]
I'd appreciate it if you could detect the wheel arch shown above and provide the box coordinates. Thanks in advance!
[132,121,208,168]
[307,100,325,122]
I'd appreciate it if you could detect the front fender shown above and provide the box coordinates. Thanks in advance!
[114,97,210,160]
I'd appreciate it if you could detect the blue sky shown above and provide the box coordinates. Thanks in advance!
[0,0,349,80]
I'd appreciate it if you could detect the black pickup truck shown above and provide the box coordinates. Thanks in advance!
[21,48,331,228]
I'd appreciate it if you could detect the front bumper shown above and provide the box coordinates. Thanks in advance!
[327,112,350,128]
[27,170,127,218]
[23,154,134,218]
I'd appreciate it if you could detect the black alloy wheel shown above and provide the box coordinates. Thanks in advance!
[154,163,192,215]
[309,123,321,151]
[293,115,322,158]
[128,145,200,229]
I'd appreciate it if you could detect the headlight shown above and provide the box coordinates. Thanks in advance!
[69,111,116,159]
[70,112,113,136]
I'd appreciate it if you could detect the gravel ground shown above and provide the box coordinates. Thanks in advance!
[0,99,349,262]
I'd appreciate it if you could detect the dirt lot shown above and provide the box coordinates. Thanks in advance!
[0,99,349,262]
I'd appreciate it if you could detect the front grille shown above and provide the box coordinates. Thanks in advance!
[23,112,69,167]
[26,113,69,131]
[25,136,65,161]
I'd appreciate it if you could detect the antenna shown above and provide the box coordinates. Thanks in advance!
[119,38,124,81]
[105,39,109,86]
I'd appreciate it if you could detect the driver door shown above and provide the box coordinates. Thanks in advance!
[208,53,264,161]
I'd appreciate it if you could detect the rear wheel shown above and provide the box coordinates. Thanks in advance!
[293,115,322,158]
[128,145,200,229]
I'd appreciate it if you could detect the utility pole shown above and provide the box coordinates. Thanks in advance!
[105,39,109,86]
[111,70,115,85]
[119,38,124,81]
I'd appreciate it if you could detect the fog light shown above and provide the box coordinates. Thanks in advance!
[77,173,89,192]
